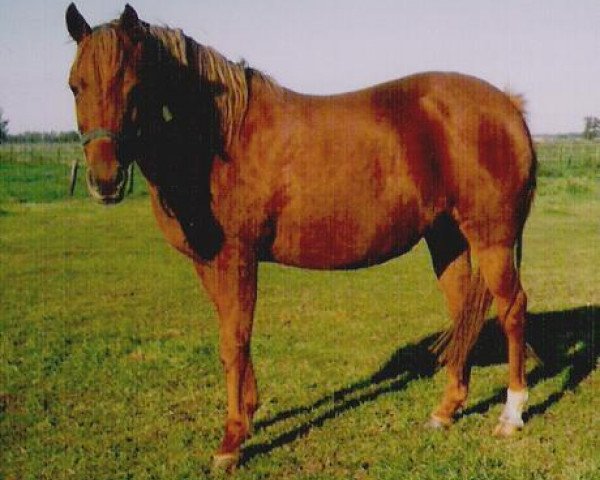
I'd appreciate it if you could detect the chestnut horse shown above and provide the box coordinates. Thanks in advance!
[66,4,536,469]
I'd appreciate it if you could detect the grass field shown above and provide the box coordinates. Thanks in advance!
[1,142,599,479]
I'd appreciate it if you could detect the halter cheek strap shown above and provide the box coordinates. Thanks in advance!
[80,128,119,146]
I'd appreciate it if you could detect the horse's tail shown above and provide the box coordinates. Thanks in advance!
[516,167,536,272]
[516,113,538,269]
[431,268,493,367]
[506,92,527,116]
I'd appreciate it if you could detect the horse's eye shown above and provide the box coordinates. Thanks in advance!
[70,84,79,96]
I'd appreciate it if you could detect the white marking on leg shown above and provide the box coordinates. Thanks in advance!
[428,414,451,429]
[499,388,528,427]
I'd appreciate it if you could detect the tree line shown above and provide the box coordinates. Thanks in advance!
[0,108,79,144]
[3,130,80,144]
[583,117,600,140]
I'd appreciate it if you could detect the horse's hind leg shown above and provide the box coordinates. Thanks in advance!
[425,215,473,427]
[476,245,528,436]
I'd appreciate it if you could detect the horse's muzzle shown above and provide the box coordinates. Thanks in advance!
[86,165,128,205]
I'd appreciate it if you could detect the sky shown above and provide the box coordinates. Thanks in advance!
[0,0,598,135]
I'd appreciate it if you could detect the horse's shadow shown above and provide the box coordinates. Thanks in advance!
[241,305,599,465]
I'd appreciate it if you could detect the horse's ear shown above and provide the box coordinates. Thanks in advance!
[120,4,141,36]
[66,3,91,43]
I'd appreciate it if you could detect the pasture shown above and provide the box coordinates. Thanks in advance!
[1,141,598,479]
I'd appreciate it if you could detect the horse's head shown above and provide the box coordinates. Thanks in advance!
[66,3,143,204]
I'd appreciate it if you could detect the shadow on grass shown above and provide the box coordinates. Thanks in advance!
[463,304,599,420]
[242,305,599,465]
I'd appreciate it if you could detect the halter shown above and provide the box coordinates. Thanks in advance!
[79,127,135,168]
[80,128,120,146]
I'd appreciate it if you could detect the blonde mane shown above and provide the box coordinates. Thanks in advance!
[145,25,252,147]
[197,45,249,147]
[146,25,189,67]
[87,22,278,148]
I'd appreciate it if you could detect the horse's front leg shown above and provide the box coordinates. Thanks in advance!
[194,242,258,470]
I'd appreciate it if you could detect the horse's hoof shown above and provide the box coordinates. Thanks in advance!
[493,421,520,437]
[212,452,239,472]
[426,415,451,430]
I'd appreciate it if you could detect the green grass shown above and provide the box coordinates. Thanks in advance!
[1,142,599,479]
[535,141,600,178]
[0,143,147,203]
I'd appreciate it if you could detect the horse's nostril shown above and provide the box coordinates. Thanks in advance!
[85,165,127,204]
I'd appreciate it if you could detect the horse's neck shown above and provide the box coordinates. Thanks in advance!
[229,71,287,141]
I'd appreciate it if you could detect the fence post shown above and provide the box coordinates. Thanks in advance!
[69,160,79,196]
[127,163,134,194]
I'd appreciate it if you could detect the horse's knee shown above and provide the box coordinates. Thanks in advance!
[219,336,250,370]
[219,344,240,370]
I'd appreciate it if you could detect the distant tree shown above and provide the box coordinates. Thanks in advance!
[0,108,8,143]
[6,130,80,144]
[583,116,600,140]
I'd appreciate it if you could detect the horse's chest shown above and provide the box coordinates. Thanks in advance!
[148,186,196,258]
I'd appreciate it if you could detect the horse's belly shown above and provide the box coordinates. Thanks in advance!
[269,204,425,269]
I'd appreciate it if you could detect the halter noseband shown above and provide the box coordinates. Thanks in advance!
[80,128,119,146]
[79,128,135,168]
